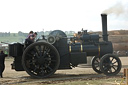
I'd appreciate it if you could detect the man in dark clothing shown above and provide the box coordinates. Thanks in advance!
[0,51,8,78]
[24,34,35,49]
[24,31,37,49]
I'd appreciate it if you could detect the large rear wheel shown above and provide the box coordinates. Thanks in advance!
[22,42,60,78]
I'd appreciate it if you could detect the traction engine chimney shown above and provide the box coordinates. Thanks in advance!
[101,14,108,42]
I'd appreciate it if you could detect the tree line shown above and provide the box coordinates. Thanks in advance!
[0,31,75,37]
[0,32,10,37]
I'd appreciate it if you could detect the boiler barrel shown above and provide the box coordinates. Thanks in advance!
[69,42,113,56]
[69,43,99,56]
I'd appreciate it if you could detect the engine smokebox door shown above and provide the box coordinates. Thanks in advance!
[70,52,87,65]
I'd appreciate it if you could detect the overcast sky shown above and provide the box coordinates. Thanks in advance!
[0,0,128,33]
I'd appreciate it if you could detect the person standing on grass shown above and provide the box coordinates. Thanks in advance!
[0,51,8,78]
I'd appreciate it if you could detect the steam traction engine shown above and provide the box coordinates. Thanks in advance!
[9,14,122,78]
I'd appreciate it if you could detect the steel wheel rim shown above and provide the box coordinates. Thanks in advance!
[102,56,120,74]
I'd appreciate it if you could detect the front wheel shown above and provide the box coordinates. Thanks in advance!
[100,54,122,76]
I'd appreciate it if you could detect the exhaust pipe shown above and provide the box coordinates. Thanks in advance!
[101,14,108,42]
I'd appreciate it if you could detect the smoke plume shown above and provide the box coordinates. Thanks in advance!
[102,1,128,30]
[102,2,126,16]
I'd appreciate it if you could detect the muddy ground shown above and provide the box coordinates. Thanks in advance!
[0,57,128,85]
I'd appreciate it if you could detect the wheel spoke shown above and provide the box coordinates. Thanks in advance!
[42,48,50,58]
[50,55,54,58]
[38,45,42,56]
[110,57,114,62]
[44,57,52,62]
[27,59,36,64]
[42,45,46,54]
[33,67,38,72]
[47,66,53,72]
[94,63,99,65]
[112,66,117,71]
[103,67,108,71]
[31,48,40,58]
[95,65,99,68]
[113,65,118,67]
[37,65,44,75]
[112,61,117,65]
[50,60,56,62]
[108,68,112,73]
[27,53,33,57]
[40,69,44,75]
[34,47,39,55]
[96,59,100,63]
